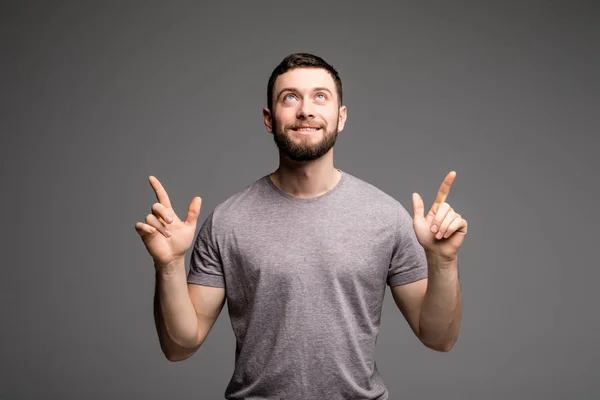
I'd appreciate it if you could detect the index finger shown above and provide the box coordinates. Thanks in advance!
[432,170,456,207]
[148,176,172,208]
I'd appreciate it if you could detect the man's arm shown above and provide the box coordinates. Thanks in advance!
[154,258,226,362]
[391,255,462,352]
[394,171,466,352]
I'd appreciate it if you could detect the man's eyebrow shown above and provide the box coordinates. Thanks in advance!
[312,87,333,94]
[276,87,334,99]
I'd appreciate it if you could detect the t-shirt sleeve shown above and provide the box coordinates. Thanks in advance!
[387,204,428,286]
[187,210,225,288]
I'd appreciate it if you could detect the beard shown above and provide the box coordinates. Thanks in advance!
[271,114,339,162]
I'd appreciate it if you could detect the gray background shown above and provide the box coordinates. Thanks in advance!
[2,1,599,399]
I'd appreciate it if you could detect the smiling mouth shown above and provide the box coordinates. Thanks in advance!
[291,127,321,134]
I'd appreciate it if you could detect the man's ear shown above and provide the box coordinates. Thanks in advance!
[263,107,273,133]
[337,105,348,133]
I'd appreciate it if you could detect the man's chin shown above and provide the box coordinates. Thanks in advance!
[280,144,336,162]
[284,153,325,163]
[273,129,337,162]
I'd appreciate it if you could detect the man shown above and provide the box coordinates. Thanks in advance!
[135,53,467,399]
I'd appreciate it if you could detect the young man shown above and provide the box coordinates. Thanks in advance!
[135,53,467,399]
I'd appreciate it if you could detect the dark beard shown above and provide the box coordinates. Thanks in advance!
[272,117,339,162]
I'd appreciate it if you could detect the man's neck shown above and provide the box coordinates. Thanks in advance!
[270,154,341,199]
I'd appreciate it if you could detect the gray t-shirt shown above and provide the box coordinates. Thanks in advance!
[187,170,428,400]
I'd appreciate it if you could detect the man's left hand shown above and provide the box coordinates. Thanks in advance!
[412,171,468,261]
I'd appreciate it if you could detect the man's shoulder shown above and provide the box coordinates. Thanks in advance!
[206,174,270,224]
[343,171,403,209]
[342,171,417,228]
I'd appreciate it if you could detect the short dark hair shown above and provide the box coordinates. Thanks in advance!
[267,53,343,112]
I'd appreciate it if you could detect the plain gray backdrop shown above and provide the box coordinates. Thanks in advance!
[2,1,599,399]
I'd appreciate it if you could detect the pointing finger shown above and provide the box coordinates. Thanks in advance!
[149,176,172,209]
[430,171,456,212]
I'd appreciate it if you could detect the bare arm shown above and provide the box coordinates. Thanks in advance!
[134,176,226,362]
[395,171,466,352]
[391,255,462,352]
[154,258,226,362]
[418,255,461,351]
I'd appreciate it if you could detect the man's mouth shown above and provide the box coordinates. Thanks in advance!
[291,126,321,134]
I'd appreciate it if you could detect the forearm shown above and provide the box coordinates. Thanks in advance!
[153,258,199,359]
[418,253,462,351]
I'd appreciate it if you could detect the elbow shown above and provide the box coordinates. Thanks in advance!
[422,338,457,352]
[417,322,460,352]
[419,331,458,352]
[161,340,201,362]
[433,343,455,352]
[163,347,197,362]
[165,352,191,362]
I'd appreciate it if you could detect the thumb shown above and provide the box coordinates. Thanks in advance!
[412,193,425,222]
[185,196,202,225]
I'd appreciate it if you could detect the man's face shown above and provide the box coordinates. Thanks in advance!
[264,68,347,162]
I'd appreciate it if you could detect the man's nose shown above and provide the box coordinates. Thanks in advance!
[297,100,315,119]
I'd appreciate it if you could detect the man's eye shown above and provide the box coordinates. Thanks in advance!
[316,93,326,100]
[284,94,296,101]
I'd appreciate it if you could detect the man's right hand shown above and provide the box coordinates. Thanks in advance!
[135,176,202,268]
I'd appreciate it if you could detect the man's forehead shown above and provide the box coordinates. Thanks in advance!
[274,68,336,92]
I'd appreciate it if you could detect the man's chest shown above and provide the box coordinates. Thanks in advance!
[221,216,393,288]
